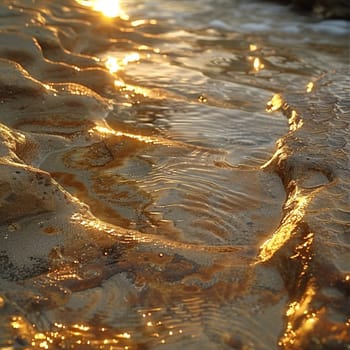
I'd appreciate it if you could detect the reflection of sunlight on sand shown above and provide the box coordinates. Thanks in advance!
[103,52,168,100]
[252,57,264,71]
[103,52,158,99]
[103,52,140,74]
[90,123,157,144]
[114,78,156,99]
[306,81,314,93]
[249,43,257,52]
[75,0,129,19]
[131,19,158,27]
[24,319,134,349]
[257,186,314,263]
[266,93,284,112]
[248,44,265,72]
[279,282,319,348]
[105,56,120,73]
[122,53,141,65]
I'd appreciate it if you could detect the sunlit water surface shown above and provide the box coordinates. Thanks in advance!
[0,0,349,349]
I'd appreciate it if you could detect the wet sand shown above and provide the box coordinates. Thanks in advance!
[0,1,349,349]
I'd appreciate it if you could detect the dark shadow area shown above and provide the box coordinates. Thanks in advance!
[260,0,350,19]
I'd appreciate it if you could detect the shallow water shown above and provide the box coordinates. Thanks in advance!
[0,0,349,349]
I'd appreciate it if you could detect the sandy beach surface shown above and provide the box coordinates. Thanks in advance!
[0,1,349,349]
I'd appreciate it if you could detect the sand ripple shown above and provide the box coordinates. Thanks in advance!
[0,1,349,349]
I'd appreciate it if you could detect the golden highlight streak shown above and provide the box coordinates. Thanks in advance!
[89,122,225,153]
[257,92,316,263]
[257,186,313,263]
[279,282,319,348]
[92,125,156,144]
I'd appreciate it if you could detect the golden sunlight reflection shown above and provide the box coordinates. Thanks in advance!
[11,317,23,330]
[105,56,120,73]
[88,121,181,148]
[306,81,314,93]
[122,52,140,65]
[137,308,185,346]
[72,324,90,332]
[266,94,284,112]
[114,79,125,88]
[27,322,134,349]
[249,44,258,51]
[91,124,155,143]
[279,283,318,347]
[10,316,33,335]
[257,186,314,263]
[253,57,264,71]
[104,53,140,74]
[75,0,128,19]
[119,332,131,339]
[113,78,154,99]
[289,109,303,131]
[131,19,158,27]
[26,307,186,349]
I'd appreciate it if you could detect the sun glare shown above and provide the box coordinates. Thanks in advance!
[249,44,258,51]
[105,56,120,73]
[266,94,284,112]
[253,57,264,71]
[122,52,140,65]
[104,52,140,74]
[75,0,128,19]
[306,81,314,93]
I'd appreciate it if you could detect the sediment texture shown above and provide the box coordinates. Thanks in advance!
[0,1,349,349]
[261,71,350,349]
